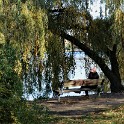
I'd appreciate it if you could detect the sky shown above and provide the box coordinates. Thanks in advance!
[120,3,124,12]
[90,0,106,18]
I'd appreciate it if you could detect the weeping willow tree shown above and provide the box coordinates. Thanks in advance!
[46,0,124,92]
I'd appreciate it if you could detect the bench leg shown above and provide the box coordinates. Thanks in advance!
[97,87,101,97]
[85,91,89,96]
[97,91,101,97]
[58,95,60,102]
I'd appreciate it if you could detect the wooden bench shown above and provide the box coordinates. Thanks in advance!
[53,79,105,102]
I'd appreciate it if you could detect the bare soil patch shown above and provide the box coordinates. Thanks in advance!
[39,93,124,117]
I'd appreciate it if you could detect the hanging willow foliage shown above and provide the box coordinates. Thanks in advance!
[113,9,124,80]
[114,9,124,46]
[42,1,90,90]
[45,31,75,90]
[0,0,46,96]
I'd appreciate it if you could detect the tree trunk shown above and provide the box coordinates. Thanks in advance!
[108,44,123,92]
[99,65,123,92]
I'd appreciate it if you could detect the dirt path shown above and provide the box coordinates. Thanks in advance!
[40,93,124,117]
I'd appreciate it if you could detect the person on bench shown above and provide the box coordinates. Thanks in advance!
[81,67,99,96]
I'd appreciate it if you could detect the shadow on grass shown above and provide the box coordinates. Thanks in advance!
[48,108,107,117]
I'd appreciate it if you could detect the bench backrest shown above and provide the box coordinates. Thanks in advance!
[63,79,104,88]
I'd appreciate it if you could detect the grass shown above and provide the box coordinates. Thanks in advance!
[46,104,124,124]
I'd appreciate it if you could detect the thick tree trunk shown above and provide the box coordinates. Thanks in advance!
[110,45,121,81]
[100,65,123,92]
[108,44,123,92]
